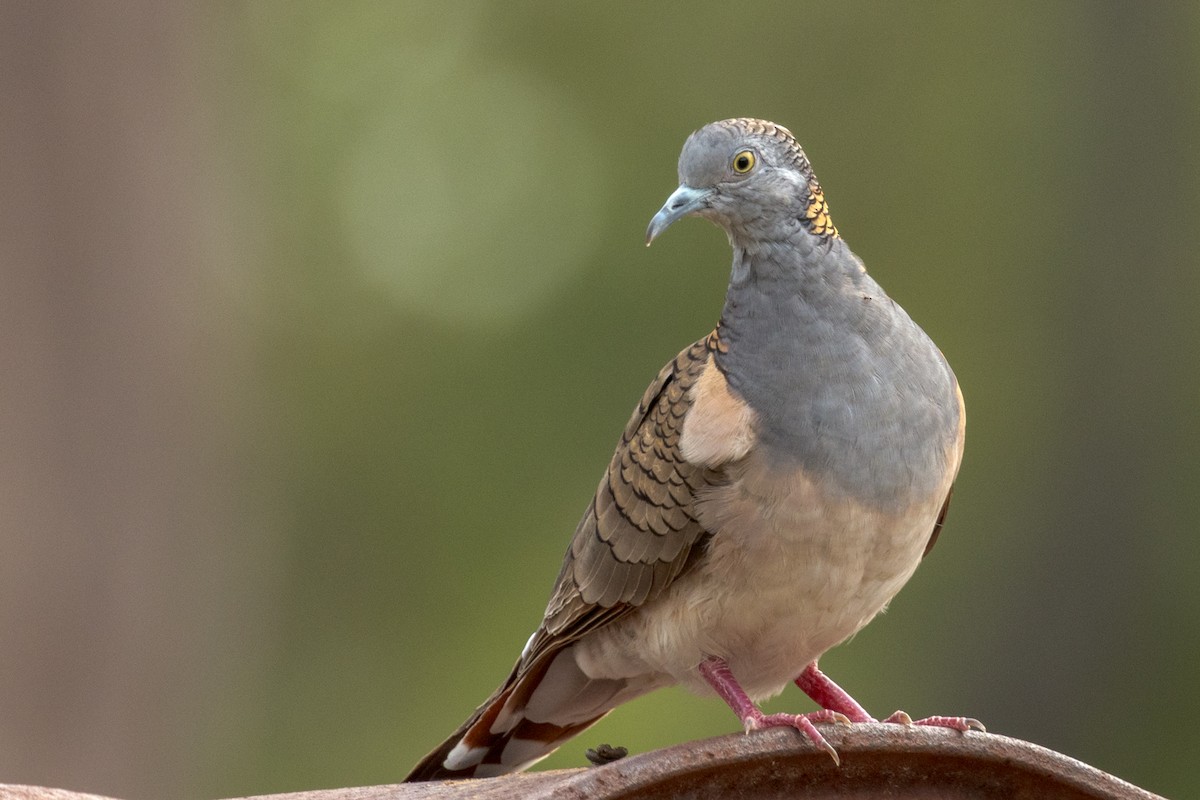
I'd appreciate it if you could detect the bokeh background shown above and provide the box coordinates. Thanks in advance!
[2,2,1198,798]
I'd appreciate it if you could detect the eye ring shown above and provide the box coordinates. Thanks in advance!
[731,149,756,174]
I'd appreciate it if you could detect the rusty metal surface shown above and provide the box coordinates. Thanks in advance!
[233,726,1165,800]
[529,726,1166,800]
[0,726,1169,800]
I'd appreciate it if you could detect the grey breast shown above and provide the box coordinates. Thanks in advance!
[714,239,959,509]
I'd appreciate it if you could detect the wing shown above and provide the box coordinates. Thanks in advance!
[922,486,954,557]
[404,334,725,781]
[530,333,721,660]
[923,378,966,558]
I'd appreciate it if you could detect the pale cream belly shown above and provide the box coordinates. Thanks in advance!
[572,459,951,702]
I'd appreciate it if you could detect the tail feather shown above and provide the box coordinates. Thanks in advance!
[404,645,639,781]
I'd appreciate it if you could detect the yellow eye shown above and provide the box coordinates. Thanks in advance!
[731,149,756,174]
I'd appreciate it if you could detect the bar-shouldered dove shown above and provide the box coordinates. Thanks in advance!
[405,118,978,781]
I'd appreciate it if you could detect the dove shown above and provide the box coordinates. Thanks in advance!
[405,118,977,781]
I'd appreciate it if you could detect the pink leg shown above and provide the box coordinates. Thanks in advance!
[796,661,986,733]
[699,656,849,765]
[794,662,875,723]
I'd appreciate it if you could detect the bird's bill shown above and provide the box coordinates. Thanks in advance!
[646,184,713,246]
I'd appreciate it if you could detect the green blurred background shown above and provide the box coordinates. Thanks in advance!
[2,2,1198,798]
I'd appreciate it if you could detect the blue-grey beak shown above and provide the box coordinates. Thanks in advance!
[645,184,713,246]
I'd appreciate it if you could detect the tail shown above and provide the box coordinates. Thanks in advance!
[404,644,647,781]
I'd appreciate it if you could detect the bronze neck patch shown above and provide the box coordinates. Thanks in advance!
[802,182,838,239]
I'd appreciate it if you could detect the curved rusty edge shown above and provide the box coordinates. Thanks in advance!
[524,726,1167,800]
[0,728,1169,800]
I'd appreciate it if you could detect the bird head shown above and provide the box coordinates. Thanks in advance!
[646,118,838,247]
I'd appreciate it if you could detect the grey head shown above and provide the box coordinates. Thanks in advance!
[646,118,838,248]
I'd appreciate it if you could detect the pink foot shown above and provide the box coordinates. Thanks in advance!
[796,661,985,734]
[699,657,850,765]
[882,710,986,732]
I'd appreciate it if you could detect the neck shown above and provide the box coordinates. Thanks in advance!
[723,235,868,326]
[728,225,861,282]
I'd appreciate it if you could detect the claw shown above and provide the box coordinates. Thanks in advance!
[810,724,841,767]
[804,711,850,766]
[744,710,847,764]
[775,711,844,766]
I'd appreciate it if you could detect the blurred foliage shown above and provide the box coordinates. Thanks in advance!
[3,2,1199,799]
